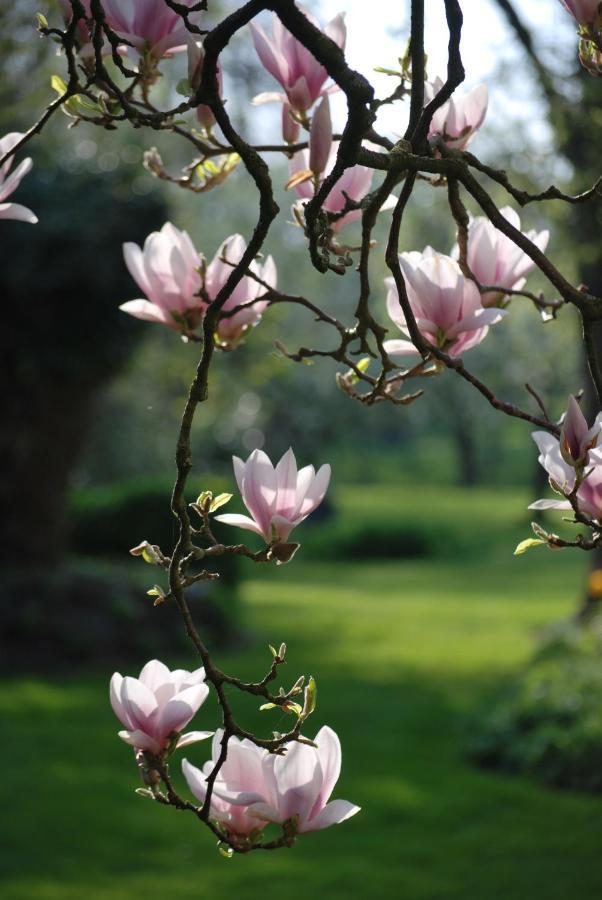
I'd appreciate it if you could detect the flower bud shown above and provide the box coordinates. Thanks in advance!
[309,96,332,176]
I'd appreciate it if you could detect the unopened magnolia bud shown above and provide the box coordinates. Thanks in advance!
[282,102,300,144]
[143,147,163,175]
[309,95,332,176]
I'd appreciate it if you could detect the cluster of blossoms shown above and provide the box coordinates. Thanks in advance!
[110,658,359,842]
[384,208,548,360]
[120,224,277,346]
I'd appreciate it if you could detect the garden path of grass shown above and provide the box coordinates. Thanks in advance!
[2,487,601,899]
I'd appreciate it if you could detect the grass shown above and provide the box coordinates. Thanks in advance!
[2,484,601,899]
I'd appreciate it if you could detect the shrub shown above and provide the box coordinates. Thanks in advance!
[468,618,602,792]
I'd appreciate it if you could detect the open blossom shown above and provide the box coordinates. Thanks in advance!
[110,659,212,755]
[0,133,38,224]
[250,10,346,114]
[290,142,396,232]
[425,77,488,151]
[207,234,277,347]
[530,398,602,517]
[120,223,203,333]
[559,0,602,24]
[183,726,360,837]
[383,249,507,359]
[101,0,202,58]
[216,447,330,543]
[453,207,549,307]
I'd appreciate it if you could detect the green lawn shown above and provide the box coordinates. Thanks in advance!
[2,486,601,899]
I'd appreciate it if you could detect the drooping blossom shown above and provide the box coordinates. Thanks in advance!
[250,10,346,114]
[207,234,277,347]
[452,207,549,307]
[530,399,602,517]
[289,142,396,232]
[0,133,38,224]
[182,732,273,836]
[187,37,223,132]
[120,222,203,333]
[183,726,360,836]
[110,659,212,755]
[215,447,330,544]
[383,249,507,359]
[425,77,488,151]
[559,0,602,25]
[101,0,202,58]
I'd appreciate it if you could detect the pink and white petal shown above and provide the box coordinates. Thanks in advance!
[0,202,38,223]
[446,306,507,338]
[275,448,299,519]
[251,91,287,105]
[182,758,208,802]
[214,513,266,538]
[118,729,161,754]
[383,338,422,358]
[119,299,175,327]
[528,498,572,510]
[176,730,214,749]
[324,12,347,49]
[312,726,341,811]
[139,659,171,691]
[121,676,159,733]
[302,798,361,833]
[159,683,209,736]
[110,672,132,729]
[297,463,331,518]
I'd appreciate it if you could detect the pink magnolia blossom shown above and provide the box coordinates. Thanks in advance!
[383,249,507,359]
[101,0,202,58]
[183,732,273,836]
[110,659,212,756]
[290,142,396,232]
[425,77,488,151]
[120,222,203,333]
[250,10,346,114]
[560,0,602,25]
[530,399,602,517]
[0,133,38,224]
[183,726,360,837]
[216,447,330,543]
[207,234,277,347]
[452,207,549,307]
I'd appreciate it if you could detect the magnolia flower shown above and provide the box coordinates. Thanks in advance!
[530,399,602,517]
[216,447,330,543]
[183,726,360,837]
[559,0,602,24]
[559,395,602,466]
[383,249,507,359]
[207,234,277,347]
[120,222,203,333]
[250,10,346,114]
[183,732,273,836]
[425,77,488,151]
[452,207,549,307]
[110,659,212,755]
[101,0,202,58]
[290,142,396,232]
[0,133,38,224]
[309,95,332,176]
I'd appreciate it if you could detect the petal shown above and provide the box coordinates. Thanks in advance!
[159,683,209,736]
[383,338,421,357]
[118,729,161,754]
[121,676,159,732]
[0,202,38,223]
[296,464,331,518]
[214,513,267,538]
[109,672,132,729]
[138,659,171,691]
[176,730,214,749]
[119,300,175,328]
[528,499,572,510]
[182,758,207,803]
[302,798,361,833]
